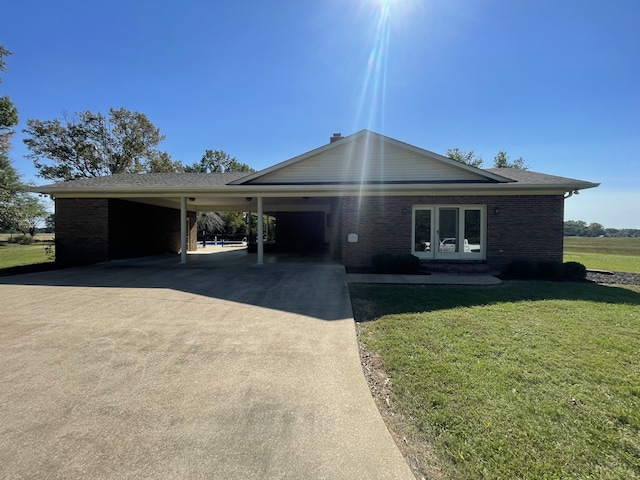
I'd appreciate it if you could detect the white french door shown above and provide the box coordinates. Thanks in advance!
[412,205,486,259]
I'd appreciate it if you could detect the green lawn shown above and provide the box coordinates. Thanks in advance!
[0,242,54,270]
[352,282,640,480]
[564,236,640,273]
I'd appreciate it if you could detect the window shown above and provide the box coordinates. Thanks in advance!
[412,205,486,259]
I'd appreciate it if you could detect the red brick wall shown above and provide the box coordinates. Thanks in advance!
[55,198,197,266]
[340,194,564,271]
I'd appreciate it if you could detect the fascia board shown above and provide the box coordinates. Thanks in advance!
[41,179,599,200]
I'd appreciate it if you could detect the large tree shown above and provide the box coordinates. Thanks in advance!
[146,150,184,173]
[24,108,166,181]
[185,149,254,173]
[0,45,19,152]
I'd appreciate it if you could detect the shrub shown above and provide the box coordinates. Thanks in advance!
[537,260,566,280]
[372,252,420,274]
[395,253,421,274]
[503,259,538,279]
[564,261,587,281]
[8,235,34,245]
[372,252,395,274]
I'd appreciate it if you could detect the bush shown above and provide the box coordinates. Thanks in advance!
[372,252,420,274]
[372,252,395,274]
[8,235,34,245]
[537,260,566,280]
[564,261,587,281]
[395,253,421,274]
[503,259,538,279]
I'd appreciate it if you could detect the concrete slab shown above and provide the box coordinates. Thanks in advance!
[0,253,414,479]
[347,272,502,285]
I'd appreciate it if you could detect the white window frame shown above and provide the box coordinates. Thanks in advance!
[411,205,486,260]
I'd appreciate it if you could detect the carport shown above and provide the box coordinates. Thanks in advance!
[36,172,346,267]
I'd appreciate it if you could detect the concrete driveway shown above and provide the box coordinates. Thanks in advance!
[0,251,414,479]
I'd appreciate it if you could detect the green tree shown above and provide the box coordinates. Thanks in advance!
[586,222,605,237]
[0,45,19,152]
[185,149,254,173]
[221,212,248,237]
[0,150,25,230]
[493,150,529,169]
[446,148,484,168]
[14,194,48,236]
[146,150,184,173]
[24,108,166,181]
[564,220,588,236]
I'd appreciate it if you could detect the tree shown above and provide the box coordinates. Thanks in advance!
[564,220,588,236]
[146,150,185,173]
[586,222,605,237]
[0,150,25,230]
[0,45,19,152]
[14,194,48,236]
[197,212,225,240]
[446,148,484,168]
[493,150,529,170]
[185,149,254,173]
[24,108,166,181]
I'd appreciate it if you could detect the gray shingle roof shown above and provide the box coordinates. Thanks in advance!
[485,168,599,188]
[36,172,252,191]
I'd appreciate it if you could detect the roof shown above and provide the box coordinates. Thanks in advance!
[35,172,251,192]
[232,130,513,185]
[31,131,599,206]
[486,168,599,190]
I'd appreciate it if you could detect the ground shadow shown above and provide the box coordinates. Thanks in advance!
[0,250,352,321]
[349,280,640,322]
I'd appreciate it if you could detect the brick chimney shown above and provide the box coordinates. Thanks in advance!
[329,132,343,143]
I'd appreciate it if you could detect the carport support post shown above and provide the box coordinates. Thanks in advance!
[257,196,264,265]
[180,197,187,264]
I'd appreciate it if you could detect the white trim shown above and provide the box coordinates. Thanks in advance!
[180,197,187,264]
[257,197,264,265]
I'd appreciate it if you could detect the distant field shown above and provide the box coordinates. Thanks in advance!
[0,233,54,243]
[564,236,640,273]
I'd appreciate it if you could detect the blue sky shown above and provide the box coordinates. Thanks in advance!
[3,0,639,228]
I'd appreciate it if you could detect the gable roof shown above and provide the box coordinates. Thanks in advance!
[232,130,512,185]
[32,130,598,202]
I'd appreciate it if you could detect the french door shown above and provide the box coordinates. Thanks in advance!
[412,205,485,259]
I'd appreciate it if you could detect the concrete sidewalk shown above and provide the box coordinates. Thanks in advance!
[0,256,415,479]
[347,272,501,285]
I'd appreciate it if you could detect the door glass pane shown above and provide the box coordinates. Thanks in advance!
[464,209,481,253]
[438,208,459,253]
[414,209,431,252]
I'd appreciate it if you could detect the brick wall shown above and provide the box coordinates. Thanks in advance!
[340,194,564,271]
[108,200,197,260]
[55,198,110,266]
[55,198,197,266]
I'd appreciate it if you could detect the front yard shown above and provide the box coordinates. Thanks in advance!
[351,281,640,479]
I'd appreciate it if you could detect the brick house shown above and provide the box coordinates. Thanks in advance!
[35,130,598,271]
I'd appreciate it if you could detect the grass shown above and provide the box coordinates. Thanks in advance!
[564,236,640,273]
[0,240,55,270]
[352,282,640,480]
